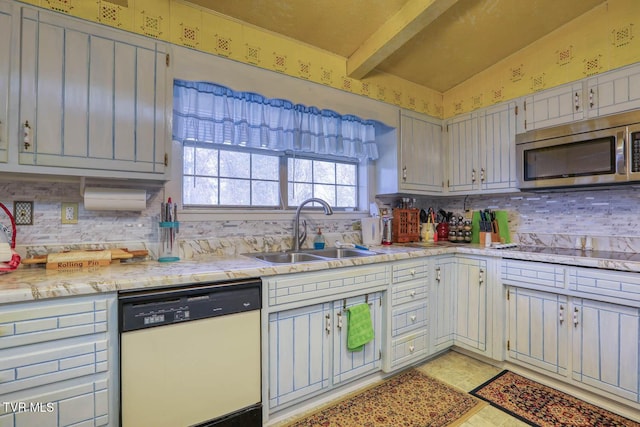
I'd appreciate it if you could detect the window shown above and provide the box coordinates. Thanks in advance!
[173,80,378,209]
[183,142,358,209]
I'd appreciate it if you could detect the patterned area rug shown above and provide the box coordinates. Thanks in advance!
[285,369,485,427]
[470,370,640,427]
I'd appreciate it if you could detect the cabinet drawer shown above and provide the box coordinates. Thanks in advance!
[568,267,640,304]
[502,259,565,290]
[391,280,428,306]
[392,301,428,337]
[392,260,428,283]
[0,299,108,349]
[390,330,428,368]
[267,265,388,307]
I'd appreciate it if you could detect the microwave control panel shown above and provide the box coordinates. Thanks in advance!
[632,131,640,173]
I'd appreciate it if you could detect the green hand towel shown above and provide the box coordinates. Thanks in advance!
[347,303,374,352]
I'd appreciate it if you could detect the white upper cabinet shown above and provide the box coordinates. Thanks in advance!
[587,62,640,118]
[521,82,584,131]
[0,0,12,164]
[399,111,444,194]
[446,102,517,194]
[16,6,169,178]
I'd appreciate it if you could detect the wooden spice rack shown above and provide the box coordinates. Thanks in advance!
[392,208,420,243]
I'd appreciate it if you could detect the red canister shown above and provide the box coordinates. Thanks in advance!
[436,222,449,241]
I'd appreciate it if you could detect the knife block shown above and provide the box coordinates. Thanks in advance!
[392,209,420,243]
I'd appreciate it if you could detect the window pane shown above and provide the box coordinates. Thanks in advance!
[289,183,313,206]
[313,184,335,205]
[336,163,356,186]
[289,158,312,182]
[336,186,356,207]
[220,178,251,205]
[314,160,335,184]
[220,151,250,178]
[184,176,218,205]
[184,146,195,174]
[252,155,279,180]
[252,181,279,206]
[195,147,218,176]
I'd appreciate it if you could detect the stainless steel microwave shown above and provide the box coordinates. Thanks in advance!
[516,110,640,190]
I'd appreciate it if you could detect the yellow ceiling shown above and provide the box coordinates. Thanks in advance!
[185,0,606,92]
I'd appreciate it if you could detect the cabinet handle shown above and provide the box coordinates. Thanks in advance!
[402,166,407,182]
[589,88,595,108]
[0,119,3,143]
[480,168,485,182]
[23,121,31,150]
[574,92,580,111]
[435,267,441,282]
[559,304,564,324]
[325,314,331,335]
[337,312,343,330]
[410,315,417,322]
[478,269,484,286]
[573,307,579,327]
[410,290,416,297]
[472,169,476,183]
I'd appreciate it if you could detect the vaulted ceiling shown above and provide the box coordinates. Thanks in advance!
[185,0,606,93]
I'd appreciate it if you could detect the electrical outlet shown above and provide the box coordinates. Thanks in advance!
[13,201,33,225]
[61,202,78,224]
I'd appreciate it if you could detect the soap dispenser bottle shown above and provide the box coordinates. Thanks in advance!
[313,228,325,249]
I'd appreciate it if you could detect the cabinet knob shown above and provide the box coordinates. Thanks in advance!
[409,345,415,353]
[410,269,416,276]
[410,315,417,322]
[410,290,416,297]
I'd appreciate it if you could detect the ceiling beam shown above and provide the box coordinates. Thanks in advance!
[347,0,458,80]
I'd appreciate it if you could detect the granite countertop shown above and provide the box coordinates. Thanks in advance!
[2,243,640,305]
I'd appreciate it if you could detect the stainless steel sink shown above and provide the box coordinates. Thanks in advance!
[252,252,326,264]
[306,248,376,259]
[246,247,378,264]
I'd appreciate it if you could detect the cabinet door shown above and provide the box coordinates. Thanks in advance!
[18,8,167,176]
[0,0,11,163]
[268,303,331,410]
[446,113,479,192]
[400,113,443,193]
[587,63,640,117]
[507,287,568,376]
[478,102,517,191]
[523,82,583,130]
[431,256,456,353]
[454,257,487,351]
[333,293,382,385]
[571,298,639,402]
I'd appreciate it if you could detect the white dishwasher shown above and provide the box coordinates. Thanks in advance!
[119,279,262,427]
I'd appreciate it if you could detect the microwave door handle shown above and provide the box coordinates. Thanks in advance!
[616,130,626,175]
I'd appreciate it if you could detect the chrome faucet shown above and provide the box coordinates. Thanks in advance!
[293,198,333,251]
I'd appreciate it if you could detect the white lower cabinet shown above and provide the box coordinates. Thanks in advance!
[454,256,488,353]
[265,265,388,414]
[503,259,640,406]
[0,293,118,427]
[431,255,456,353]
[384,259,429,372]
[571,298,639,402]
[507,287,569,376]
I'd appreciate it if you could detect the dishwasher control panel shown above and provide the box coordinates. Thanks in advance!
[119,280,261,332]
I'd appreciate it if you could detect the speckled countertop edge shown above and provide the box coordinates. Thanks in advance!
[2,244,639,305]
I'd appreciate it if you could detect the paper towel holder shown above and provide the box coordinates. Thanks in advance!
[80,177,147,212]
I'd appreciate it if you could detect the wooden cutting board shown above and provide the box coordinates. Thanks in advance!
[22,249,149,270]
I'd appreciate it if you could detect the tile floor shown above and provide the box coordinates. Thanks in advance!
[416,350,529,426]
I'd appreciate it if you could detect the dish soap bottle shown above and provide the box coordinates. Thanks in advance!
[313,228,325,249]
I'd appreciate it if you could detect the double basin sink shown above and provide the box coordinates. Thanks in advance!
[246,247,378,264]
